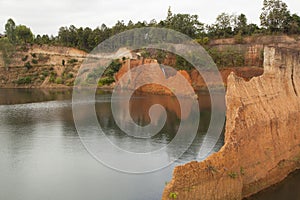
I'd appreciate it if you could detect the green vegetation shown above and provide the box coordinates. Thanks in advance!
[2,0,299,52]
[14,25,34,44]
[55,77,63,84]
[228,171,239,179]
[240,167,245,175]
[0,37,15,69]
[38,54,50,62]
[67,58,78,64]
[0,0,298,80]
[24,61,32,69]
[16,76,32,84]
[67,73,74,79]
[169,192,178,199]
[260,0,290,33]
[41,70,49,77]
[22,55,28,61]
[98,77,115,86]
[207,47,245,68]
[49,72,57,83]
[31,59,38,64]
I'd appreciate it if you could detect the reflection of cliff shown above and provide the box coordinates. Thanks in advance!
[162,46,300,200]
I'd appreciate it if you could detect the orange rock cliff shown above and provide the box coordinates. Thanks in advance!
[162,46,300,200]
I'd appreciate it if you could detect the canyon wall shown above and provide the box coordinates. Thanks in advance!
[162,46,300,200]
[209,35,300,68]
[115,58,193,96]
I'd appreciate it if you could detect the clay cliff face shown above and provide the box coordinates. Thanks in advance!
[162,46,300,200]
[115,57,263,94]
[190,67,263,89]
[115,58,193,96]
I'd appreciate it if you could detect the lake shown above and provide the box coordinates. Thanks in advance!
[0,88,223,200]
[0,88,298,200]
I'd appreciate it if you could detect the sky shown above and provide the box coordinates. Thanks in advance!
[0,0,300,36]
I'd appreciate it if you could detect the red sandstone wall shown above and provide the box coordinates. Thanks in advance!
[162,46,300,200]
[115,58,193,96]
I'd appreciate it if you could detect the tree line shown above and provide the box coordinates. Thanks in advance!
[2,0,300,52]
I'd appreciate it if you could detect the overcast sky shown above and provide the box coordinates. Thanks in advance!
[0,0,300,36]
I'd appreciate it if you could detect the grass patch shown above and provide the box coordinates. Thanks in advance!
[228,171,238,179]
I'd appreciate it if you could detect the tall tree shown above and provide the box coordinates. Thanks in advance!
[208,13,234,38]
[15,25,34,44]
[233,14,248,34]
[166,13,204,38]
[260,0,290,32]
[5,18,16,44]
[284,14,300,34]
[0,37,15,69]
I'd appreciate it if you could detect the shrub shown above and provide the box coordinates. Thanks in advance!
[234,31,244,44]
[31,59,38,64]
[68,59,78,64]
[195,37,210,45]
[103,59,121,76]
[98,76,114,86]
[42,71,49,77]
[240,167,245,175]
[67,73,74,79]
[55,77,63,84]
[38,54,50,62]
[31,53,37,58]
[49,72,56,83]
[169,192,178,199]
[228,172,238,179]
[24,61,32,69]
[16,76,32,84]
[22,55,28,61]
[175,55,193,71]
[207,47,245,68]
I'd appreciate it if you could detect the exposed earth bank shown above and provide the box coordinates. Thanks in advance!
[162,46,300,200]
[3,35,299,90]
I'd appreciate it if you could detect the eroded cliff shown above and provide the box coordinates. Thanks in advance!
[162,46,300,200]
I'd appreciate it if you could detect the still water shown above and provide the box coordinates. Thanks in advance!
[0,89,298,200]
[0,88,223,200]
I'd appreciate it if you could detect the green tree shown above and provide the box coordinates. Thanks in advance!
[260,0,290,32]
[58,27,70,46]
[233,14,248,35]
[5,18,16,44]
[165,9,204,38]
[15,25,34,44]
[208,13,234,38]
[285,14,300,34]
[35,34,42,44]
[111,20,126,35]
[0,37,15,69]
[246,23,261,35]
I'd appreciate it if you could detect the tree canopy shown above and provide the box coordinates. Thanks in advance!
[1,0,300,52]
[260,0,290,32]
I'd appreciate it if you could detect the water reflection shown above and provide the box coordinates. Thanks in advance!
[0,88,224,200]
